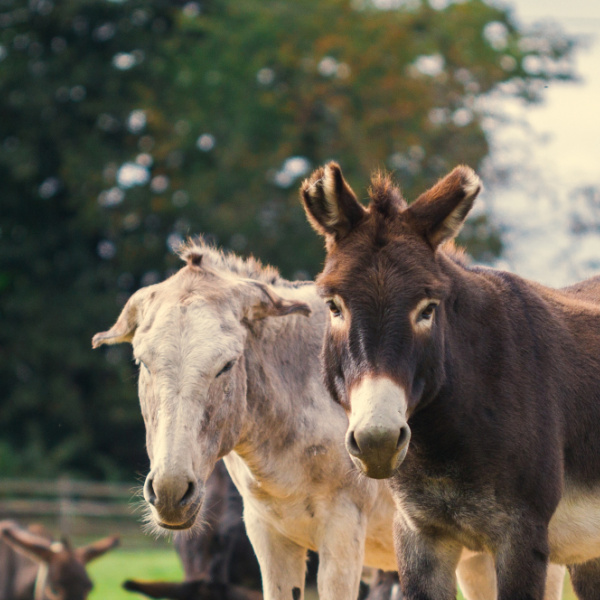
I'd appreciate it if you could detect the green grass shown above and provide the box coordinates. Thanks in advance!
[89,548,578,600]
[88,549,183,600]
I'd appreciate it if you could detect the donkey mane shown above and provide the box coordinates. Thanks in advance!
[366,172,471,267]
[368,171,407,216]
[177,237,311,290]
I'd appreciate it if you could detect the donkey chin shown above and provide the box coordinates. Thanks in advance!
[345,376,412,479]
[156,505,202,531]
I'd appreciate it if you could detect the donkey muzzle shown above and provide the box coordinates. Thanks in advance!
[346,376,411,479]
[144,471,202,529]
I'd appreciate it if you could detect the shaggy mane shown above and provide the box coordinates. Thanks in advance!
[176,236,310,289]
[368,171,407,216]
[440,240,471,267]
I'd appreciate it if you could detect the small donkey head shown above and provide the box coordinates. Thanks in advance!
[301,162,482,479]
[1,522,119,600]
[93,243,310,533]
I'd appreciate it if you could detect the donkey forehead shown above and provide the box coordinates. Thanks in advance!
[318,236,445,302]
[133,297,245,358]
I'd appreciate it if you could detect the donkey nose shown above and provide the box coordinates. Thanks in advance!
[347,424,410,455]
[144,473,197,509]
[346,424,411,479]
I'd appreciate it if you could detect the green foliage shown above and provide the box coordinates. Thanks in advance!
[0,0,574,477]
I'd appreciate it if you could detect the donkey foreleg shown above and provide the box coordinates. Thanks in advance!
[395,521,462,600]
[456,552,565,600]
[495,525,550,600]
[568,558,600,600]
[316,513,366,600]
[456,551,497,600]
[543,564,565,600]
[243,510,307,600]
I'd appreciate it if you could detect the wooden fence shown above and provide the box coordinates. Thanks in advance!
[0,478,169,548]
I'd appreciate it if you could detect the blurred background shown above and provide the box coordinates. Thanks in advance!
[0,0,597,597]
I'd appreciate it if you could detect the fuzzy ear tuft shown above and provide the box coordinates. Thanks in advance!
[300,162,366,244]
[406,165,482,248]
[186,252,203,268]
[243,281,311,321]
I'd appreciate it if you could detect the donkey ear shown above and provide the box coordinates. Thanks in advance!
[300,162,366,244]
[76,535,119,564]
[122,579,189,599]
[242,281,311,321]
[1,526,55,564]
[92,286,153,348]
[406,165,482,248]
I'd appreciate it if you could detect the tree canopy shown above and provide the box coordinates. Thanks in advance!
[0,0,574,479]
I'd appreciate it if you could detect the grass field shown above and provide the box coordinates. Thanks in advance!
[89,548,578,600]
[88,548,183,600]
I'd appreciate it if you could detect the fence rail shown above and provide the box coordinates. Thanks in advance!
[1,478,135,499]
[0,478,161,548]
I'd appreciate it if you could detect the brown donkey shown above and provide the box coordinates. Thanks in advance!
[0,520,118,600]
[301,162,600,600]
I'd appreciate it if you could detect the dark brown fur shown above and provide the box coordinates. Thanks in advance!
[301,162,600,600]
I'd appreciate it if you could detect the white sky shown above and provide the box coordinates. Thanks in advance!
[483,0,600,285]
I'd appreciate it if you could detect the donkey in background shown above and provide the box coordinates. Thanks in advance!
[0,520,118,600]
[301,161,600,600]
[93,238,563,600]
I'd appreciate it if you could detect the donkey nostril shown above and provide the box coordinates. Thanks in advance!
[346,430,361,456]
[396,426,410,451]
[144,478,157,506]
[179,481,196,506]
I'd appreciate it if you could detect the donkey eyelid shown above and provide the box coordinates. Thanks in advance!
[326,299,343,318]
[411,299,440,328]
[216,359,236,377]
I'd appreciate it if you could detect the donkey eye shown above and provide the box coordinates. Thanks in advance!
[216,360,236,378]
[419,303,438,321]
[326,299,342,318]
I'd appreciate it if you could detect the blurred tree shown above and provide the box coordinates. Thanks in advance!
[0,0,575,478]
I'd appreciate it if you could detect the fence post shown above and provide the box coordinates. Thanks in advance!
[58,476,73,537]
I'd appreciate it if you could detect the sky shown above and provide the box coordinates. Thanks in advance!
[482,0,600,286]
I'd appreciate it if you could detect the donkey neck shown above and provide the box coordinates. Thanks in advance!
[431,251,600,430]
[234,283,331,462]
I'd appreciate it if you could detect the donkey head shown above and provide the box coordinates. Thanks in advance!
[301,162,481,479]
[93,248,310,532]
[1,524,118,600]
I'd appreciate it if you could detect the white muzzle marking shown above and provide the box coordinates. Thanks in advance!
[347,375,410,479]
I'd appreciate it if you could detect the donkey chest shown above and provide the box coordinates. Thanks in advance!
[392,471,505,551]
[225,446,357,546]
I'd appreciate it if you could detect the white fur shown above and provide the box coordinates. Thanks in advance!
[348,375,408,445]
[549,485,600,564]
[461,167,482,199]
[321,165,341,228]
